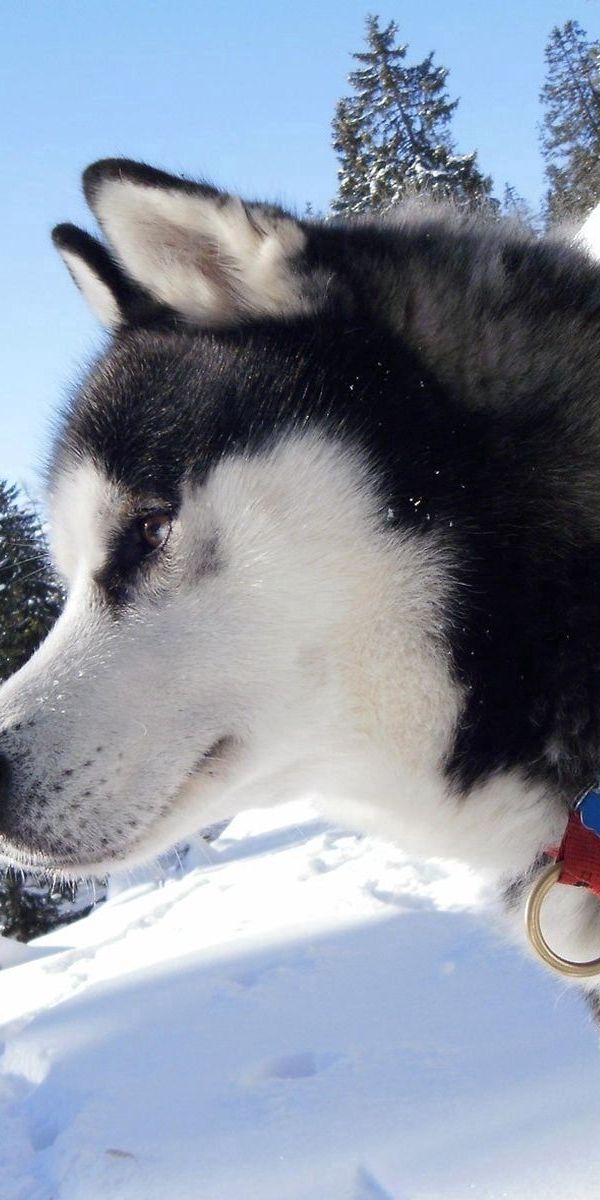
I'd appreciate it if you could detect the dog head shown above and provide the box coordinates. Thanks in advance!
[0,161,459,875]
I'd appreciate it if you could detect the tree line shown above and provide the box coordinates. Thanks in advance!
[1,12,599,940]
[332,15,600,225]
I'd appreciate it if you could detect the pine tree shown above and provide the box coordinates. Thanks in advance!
[0,481,62,683]
[0,482,74,941]
[0,868,95,941]
[332,15,492,215]
[540,20,600,225]
[502,184,537,232]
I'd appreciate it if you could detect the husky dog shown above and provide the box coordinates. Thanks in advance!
[2,159,600,977]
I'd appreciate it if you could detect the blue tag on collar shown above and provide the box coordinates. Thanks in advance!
[576,785,600,838]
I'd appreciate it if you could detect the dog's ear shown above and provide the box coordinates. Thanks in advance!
[81,158,321,325]
[52,223,161,328]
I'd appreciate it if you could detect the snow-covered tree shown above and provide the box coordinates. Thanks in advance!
[332,15,492,215]
[540,20,600,225]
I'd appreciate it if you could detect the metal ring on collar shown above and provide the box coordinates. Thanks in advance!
[525,862,600,978]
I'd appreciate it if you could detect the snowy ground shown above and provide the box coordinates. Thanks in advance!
[0,799,599,1200]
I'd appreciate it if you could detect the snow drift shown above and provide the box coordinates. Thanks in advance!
[0,800,599,1199]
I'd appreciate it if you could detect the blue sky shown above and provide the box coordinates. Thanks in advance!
[2,0,599,497]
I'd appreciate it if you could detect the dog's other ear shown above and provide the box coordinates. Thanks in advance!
[52,225,124,327]
[82,158,320,325]
[52,223,164,328]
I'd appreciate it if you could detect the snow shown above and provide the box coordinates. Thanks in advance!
[0,799,599,1200]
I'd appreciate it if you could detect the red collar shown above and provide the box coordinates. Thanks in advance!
[547,784,600,896]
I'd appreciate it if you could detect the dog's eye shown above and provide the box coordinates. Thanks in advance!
[140,512,172,552]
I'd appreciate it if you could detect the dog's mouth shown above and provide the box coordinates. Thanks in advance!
[0,733,240,878]
[189,734,238,781]
[94,732,241,870]
[100,731,241,872]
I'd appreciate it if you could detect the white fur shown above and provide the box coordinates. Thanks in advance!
[50,460,126,579]
[92,179,310,322]
[59,248,122,327]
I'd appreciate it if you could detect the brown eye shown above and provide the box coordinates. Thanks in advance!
[141,512,172,551]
